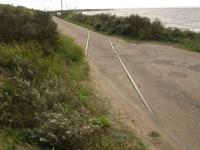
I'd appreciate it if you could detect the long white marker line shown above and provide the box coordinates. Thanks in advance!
[109,38,186,148]
[85,31,90,56]
[108,37,155,118]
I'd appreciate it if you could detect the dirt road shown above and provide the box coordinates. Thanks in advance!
[54,17,200,150]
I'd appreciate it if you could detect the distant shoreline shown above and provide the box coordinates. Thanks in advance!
[78,7,200,11]
[78,9,113,12]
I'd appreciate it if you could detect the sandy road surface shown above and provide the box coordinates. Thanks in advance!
[53,17,200,150]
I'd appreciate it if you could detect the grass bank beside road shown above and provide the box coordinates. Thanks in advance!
[60,11,200,53]
[0,5,147,150]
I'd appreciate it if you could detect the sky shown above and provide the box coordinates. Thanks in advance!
[0,0,200,10]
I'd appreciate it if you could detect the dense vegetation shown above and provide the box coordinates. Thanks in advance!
[61,11,200,52]
[0,5,147,150]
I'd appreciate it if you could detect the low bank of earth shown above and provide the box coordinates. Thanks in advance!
[0,11,147,149]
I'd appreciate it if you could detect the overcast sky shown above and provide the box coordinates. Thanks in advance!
[0,0,200,10]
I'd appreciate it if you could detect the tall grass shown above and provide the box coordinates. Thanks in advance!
[0,128,39,150]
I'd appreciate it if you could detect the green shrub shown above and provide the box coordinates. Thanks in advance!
[56,34,84,63]
[115,23,130,34]
[89,116,111,128]
[150,20,165,40]
[94,22,102,31]
[0,4,57,47]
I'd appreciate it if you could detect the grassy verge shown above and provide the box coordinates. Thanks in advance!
[60,11,200,53]
[0,33,147,150]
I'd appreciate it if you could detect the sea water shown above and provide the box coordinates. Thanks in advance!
[83,8,200,32]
